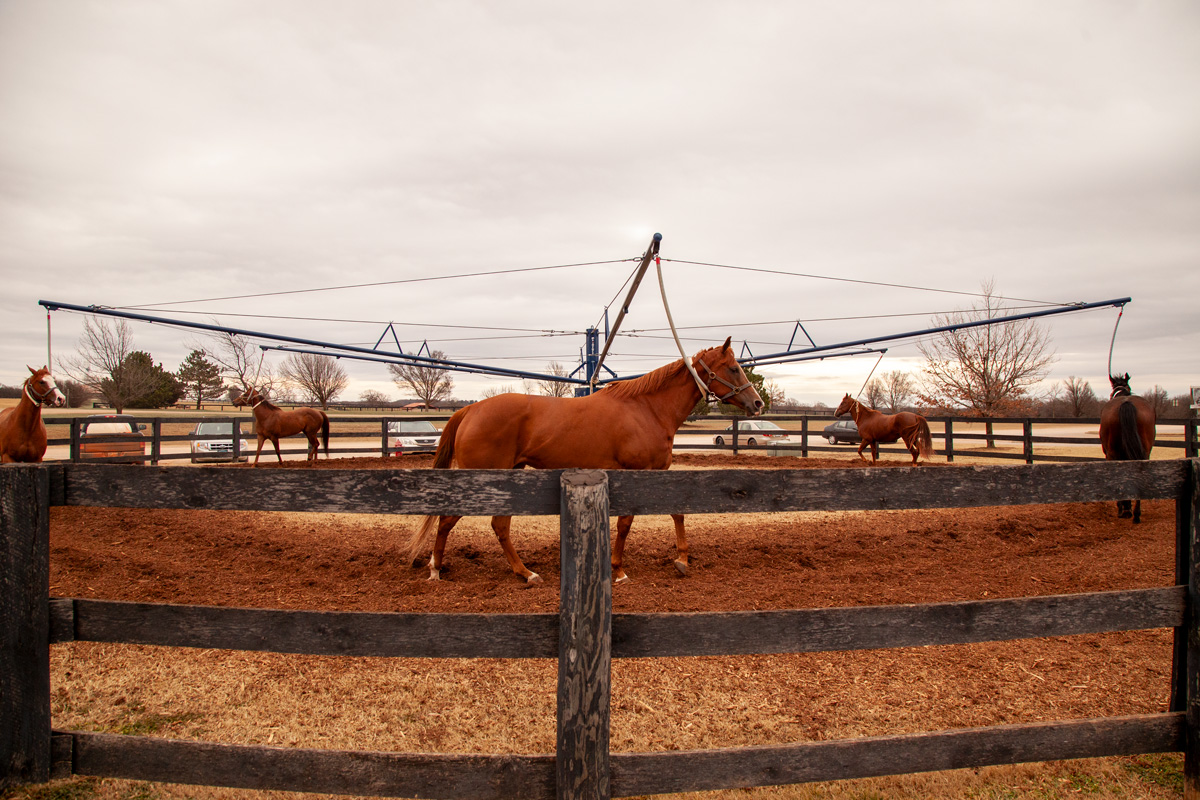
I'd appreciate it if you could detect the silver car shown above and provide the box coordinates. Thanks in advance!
[190,421,251,463]
[388,419,442,454]
[712,419,792,447]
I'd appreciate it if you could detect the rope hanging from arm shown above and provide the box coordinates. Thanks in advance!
[1107,304,1125,377]
[656,255,715,399]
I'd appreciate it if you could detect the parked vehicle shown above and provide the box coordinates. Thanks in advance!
[388,419,441,454]
[79,415,147,463]
[712,419,792,447]
[822,418,861,445]
[190,421,251,463]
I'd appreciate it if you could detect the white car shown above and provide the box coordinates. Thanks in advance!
[388,419,442,454]
[712,419,792,447]
[190,421,251,463]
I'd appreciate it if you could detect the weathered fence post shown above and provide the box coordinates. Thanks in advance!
[232,420,242,461]
[944,418,955,463]
[150,420,162,466]
[557,470,612,800]
[1023,420,1034,465]
[1,465,51,789]
[70,419,81,463]
[1185,459,1200,799]
[380,420,389,457]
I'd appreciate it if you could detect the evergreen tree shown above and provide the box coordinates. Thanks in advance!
[177,350,227,409]
[124,352,185,409]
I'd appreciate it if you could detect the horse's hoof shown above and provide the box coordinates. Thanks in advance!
[1118,510,1132,519]
[673,560,688,577]
[427,568,441,581]
[523,572,542,587]
[613,574,630,585]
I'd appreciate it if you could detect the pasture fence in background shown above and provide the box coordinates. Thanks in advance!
[38,413,1200,464]
[3,458,1200,798]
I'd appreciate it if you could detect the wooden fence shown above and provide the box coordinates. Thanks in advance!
[3,459,1200,798]
[40,414,1200,464]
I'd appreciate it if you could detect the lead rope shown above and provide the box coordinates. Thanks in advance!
[854,351,886,402]
[1106,305,1124,378]
[656,255,712,399]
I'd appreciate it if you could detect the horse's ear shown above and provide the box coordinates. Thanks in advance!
[28,365,36,375]
[1124,373,1130,381]
[722,336,732,350]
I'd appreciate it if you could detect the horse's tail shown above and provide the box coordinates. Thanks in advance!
[916,416,934,459]
[403,409,467,567]
[321,412,330,456]
[1114,401,1147,461]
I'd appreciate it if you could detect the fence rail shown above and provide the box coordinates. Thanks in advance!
[38,413,1200,465]
[3,458,1199,798]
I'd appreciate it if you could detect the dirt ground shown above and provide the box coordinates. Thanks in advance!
[39,453,1185,800]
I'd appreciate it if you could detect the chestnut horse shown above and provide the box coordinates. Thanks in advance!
[0,366,66,463]
[1099,373,1156,523]
[834,394,934,465]
[405,338,764,585]
[232,385,329,465]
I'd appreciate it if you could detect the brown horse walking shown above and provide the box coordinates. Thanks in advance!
[232,385,330,465]
[0,366,66,463]
[1099,373,1156,523]
[405,338,764,585]
[834,394,934,465]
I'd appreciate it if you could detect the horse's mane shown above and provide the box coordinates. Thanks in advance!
[601,354,696,400]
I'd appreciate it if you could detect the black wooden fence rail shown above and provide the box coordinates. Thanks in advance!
[38,414,1200,465]
[3,459,1200,798]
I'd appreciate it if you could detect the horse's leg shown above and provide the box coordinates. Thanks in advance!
[671,513,689,576]
[1116,500,1132,519]
[855,441,869,463]
[305,431,318,463]
[490,515,541,585]
[612,515,634,584]
[272,436,284,463]
[428,515,462,580]
[869,441,879,464]
[252,435,266,466]
[1133,498,1142,524]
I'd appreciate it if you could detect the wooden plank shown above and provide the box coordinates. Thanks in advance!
[56,599,557,658]
[556,470,612,800]
[0,465,52,788]
[60,464,563,515]
[1184,460,1200,798]
[68,731,555,800]
[608,460,1186,515]
[611,587,1185,658]
[610,712,1184,796]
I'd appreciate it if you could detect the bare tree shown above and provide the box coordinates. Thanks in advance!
[1061,376,1099,417]
[59,318,158,413]
[535,361,573,398]
[880,370,915,412]
[1142,385,1171,418]
[198,331,277,392]
[864,378,887,410]
[388,351,454,408]
[918,280,1055,430]
[918,280,1055,446]
[359,389,392,405]
[762,379,787,409]
[480,384,515,399]
[280,352,349,409]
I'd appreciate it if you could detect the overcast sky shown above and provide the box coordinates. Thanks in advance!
[2,1,1197,407]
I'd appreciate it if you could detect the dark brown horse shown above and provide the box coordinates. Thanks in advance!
[1099,373,1156,523]
[0,366,66,463]
[834,394,934,466]
[405,338,763,585]
[232,385,329,465]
